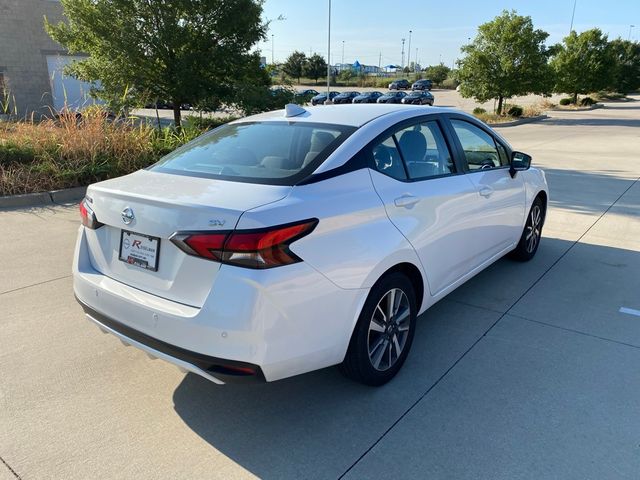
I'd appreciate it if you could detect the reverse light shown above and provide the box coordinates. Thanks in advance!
[170,219,318,269]
[79,198,103,230]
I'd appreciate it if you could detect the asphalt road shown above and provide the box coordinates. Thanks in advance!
[1,98,640,479]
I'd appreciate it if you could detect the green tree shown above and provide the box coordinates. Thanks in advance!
[46,0,267,128]
[424,64,451,86]
[282,51,307,84]
[608,39,640,94]
[458,10,552,114]
[338,68,354,85]
[303,54,327,84]
[551,29,614,104]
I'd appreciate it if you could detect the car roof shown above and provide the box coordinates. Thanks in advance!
[237,104,458,128]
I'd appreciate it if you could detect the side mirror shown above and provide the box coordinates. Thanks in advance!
[509,151,532,178]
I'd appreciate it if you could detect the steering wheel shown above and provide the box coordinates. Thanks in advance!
[373,145,393,170]
[479,159,495,170]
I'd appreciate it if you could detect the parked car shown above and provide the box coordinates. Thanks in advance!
[411,79,433,91]
[74,103,548,386]
[388,79,411,90]
[377,91,407,103]
[296,89,320,102]
[401,90,434,105]
[353,91,384,103]
[333,91,361,104]
[311,91,340,105]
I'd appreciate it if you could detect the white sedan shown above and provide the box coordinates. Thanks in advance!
[74,103,548,386]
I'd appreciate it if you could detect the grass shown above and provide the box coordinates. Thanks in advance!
[0,108,237,196]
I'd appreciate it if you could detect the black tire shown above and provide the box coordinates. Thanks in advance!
[340,272,417,386]
[510,196,545,261]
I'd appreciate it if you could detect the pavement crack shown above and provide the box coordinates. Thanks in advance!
[0,455,22,480]
[445,298,505,315]
[508,313,640,351]
[0,275,71,297]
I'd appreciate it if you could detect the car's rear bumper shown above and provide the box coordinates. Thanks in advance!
[73,226,367,383]
[76,296,266,384]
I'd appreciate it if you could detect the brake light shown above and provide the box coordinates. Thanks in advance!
[79,198,103,230]
[170,219,318,269]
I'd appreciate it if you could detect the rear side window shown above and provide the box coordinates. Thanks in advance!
[151,121,355,185]
[372,135,407,180]
[395,121,454,180]
[370,120,454,181]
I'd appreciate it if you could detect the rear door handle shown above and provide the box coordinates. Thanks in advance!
[479,187,494,198]
[394,194,420,208]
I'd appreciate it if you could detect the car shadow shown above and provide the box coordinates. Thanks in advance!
[171,234,640,479]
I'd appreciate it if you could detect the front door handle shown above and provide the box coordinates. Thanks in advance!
[394,194,420,208]
[479,187,494,198]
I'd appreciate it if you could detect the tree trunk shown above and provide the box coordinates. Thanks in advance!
[173,103,181,130]
[573,92,578,104]
[496,95,504,115]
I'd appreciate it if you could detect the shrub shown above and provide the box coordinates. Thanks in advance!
[537,99,556,110]
[594,91,625,101]
[580,96,596,106]
[507,105,523,117]
[523,105,543,117]
[441,78,459,90]
[559,98,572,106]
[472,107,487,115]
[0,108,227,196]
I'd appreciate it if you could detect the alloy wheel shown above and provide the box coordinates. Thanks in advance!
[525,204,542,253]
[367,288,411,371]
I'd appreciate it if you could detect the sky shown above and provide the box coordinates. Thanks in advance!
[257,0,640,67]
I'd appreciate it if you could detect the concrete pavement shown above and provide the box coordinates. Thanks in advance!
[1,98,639,479]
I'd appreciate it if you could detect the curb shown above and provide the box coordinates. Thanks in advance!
[489,115,549,128]
[0,186,86,209]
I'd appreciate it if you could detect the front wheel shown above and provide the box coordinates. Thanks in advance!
[340,273,417,386]
[510,197,545,261]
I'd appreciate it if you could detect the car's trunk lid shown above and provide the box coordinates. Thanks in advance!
[84,169,291,307]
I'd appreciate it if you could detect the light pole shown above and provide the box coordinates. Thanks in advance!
[569,0,577,34]
[629,25,635,40]
[407,30,412,71]
[326,0,332,103]
[342,40,345,65]
[271,34,274,65]
[401,38,405,70]
[415,48,419,72]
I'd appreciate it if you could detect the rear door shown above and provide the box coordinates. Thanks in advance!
[368,116,482,295]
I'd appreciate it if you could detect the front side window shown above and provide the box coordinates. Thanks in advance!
[151,121,355,185]
[450,119,503,171]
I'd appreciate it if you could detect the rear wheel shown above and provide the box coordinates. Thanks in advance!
[340,273,417,386]
[510,196,545,261]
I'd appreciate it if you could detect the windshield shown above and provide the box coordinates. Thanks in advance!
[151,121,355,185]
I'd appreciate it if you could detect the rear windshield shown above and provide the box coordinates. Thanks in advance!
[150,121,355,185]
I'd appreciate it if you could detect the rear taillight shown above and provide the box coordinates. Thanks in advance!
[170,219,318,269]
[79,197,103,230]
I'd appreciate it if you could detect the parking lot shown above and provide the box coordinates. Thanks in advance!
[1,97,639,479]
